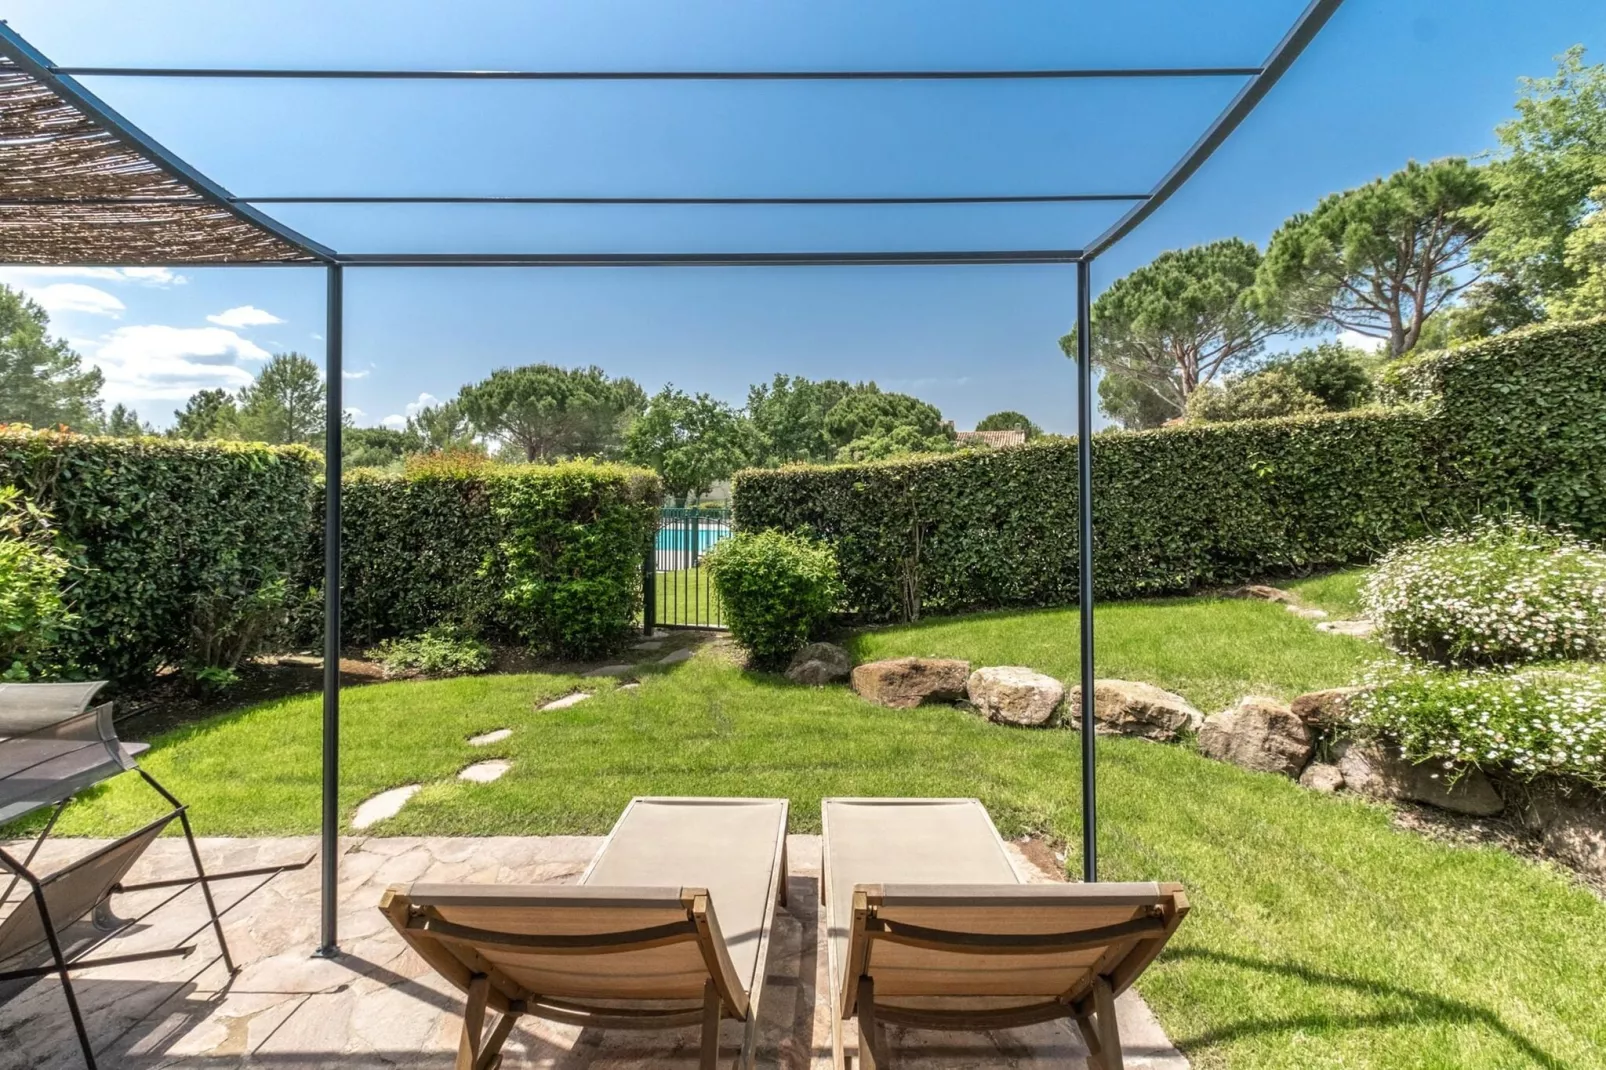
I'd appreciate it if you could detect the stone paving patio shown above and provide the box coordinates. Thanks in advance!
[0,834,1187,1069]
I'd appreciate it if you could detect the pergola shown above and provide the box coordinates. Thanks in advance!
[0,2,1344,958]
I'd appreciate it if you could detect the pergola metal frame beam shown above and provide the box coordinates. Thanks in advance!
[0,0,1345,960]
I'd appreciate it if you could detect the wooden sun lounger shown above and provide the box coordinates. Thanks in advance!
[380,796,789,1070]
[822,798,1188,1070]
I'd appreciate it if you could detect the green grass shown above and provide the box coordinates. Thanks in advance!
[42,588,1606,1069]
[1287,567,1370,618]
[652,566,725,627]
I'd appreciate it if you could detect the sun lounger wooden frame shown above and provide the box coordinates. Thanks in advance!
[379,796,789,1070]
[822,798,1188,1070]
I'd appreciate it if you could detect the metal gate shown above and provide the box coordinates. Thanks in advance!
[644,507,732,629]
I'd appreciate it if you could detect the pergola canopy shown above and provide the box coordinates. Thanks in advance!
[0,2,1345,957]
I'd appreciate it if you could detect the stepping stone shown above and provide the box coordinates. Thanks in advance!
[541,692,592,711]
[352,785,420,830]
[467,728,511,746]
[1318,619,1377,638]
[585,664,633,678]
[619,682,640,691]
[458,760,510,784]
[658,648,694,665]
[631,639,665,650]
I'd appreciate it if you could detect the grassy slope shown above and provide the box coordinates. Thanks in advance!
[43,591,1606,1069]
[1287,567,1369,618]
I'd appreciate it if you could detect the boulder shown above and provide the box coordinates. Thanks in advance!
[851,657,971,709]
[1226,584,1295,604]
[1519,788,1606,880]
[1066,680,1202,741]
[1197,697,1313,777]
[1334,741,1504,817]
[967,667,1065,727]
[1290,687,1364,727]
[785,642,853,687]
[1299,763,1345,793]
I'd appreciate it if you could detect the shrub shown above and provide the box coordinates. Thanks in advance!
[1351,660,1606,785]
[332,460,660,659]
[1364,516,1606,667]
[1186,369,1326,422]
[366,626,492,678]
[704,530,842,664]
[0,429,318,684]
[1382,316,1606,536]
[735,410,1440,622]
[0,486,74,680]
[1267,342,1376,411]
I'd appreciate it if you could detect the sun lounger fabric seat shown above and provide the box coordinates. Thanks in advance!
[380,796,789,1070]
[822,798,1188,1070]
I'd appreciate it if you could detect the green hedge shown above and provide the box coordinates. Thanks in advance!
[332,460,660,657]
[1383,316,1606,536]
[0,430,319,682]
[735,410,1442,622]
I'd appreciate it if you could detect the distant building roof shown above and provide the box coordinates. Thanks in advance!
[956,429,1027,448]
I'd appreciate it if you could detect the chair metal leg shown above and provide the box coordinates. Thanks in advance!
[139,771,236,974]
[36,888,98,1070]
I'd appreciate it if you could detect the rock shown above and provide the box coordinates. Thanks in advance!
[785,642,852,686]
[1286,604,1330,620]
[1519,789,1606,880]
[631,639,665,650]
[851,657,971,709]
[1317,619,1378,638]
[1197,697,1313,777]
[1290,686,1364,727]
[1335,741,1504,816]
[466,728,511,746]
[457,760,510,784]
[658,648,695,665]
[1299,763,1345,793]
[967,667,1065,727]
[1226,584,1295,604]
[352,785,419,830]
[540,692,592,711]
[584,664,632,678]
[1066,680,1202,741]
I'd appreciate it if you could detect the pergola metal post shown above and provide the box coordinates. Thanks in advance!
[1075,259,1097,883]
[318,264,344,957]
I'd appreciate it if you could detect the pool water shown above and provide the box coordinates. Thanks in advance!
[655,523,732,553]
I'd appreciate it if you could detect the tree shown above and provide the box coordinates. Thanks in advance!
[822,386,949,448]
[405,399,478,452]
[974,410,1042,438]
[1263,342,1375,411]
[623,387,757,504]
[1257,159,1492,356]
[1186,369,1325,423]
[101,403,152,438]
[457,364,644,462]
[171,388,240,440]
[1470,47,1606,318]
[1549,184,1606,320]
[745,374,861,465]
[237,353,326,446]
[834,424,956,462]
[0,285,104,429]
[1096,370,1178,430]
[344,426,422,469]
[1059,238,1282,418]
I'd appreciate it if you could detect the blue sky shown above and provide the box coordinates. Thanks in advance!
[4,1,1603,432]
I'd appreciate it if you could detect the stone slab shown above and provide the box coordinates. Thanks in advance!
[457,760,511,783]
[540,692,593,711]
[351,785,419,830]
[467,728,512,746]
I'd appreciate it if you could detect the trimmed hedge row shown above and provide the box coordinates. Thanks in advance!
[1383,316,1606,537]
[735,410,1443,621]
[0,430,319,682]
[737,317,1606,623]
[330,461,661,657]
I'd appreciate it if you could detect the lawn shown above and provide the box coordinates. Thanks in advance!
[38,587,1606,1069]
[652,566,725,627]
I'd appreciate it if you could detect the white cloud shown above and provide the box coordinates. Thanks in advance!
[87,325,272,406]
[0,265,185,287]
[207,304,285,329]
[1335,330,1387,353]
[29,283,125,318]
[344,407,366,419]
[342,367,372,380]
[380,392,440,430]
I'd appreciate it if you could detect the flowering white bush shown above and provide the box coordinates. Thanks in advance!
[1363,516,1606,668]
[1351,660,1606,784]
